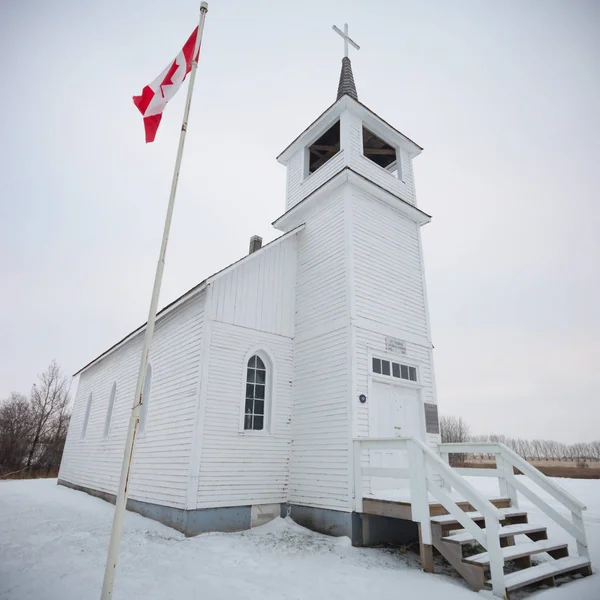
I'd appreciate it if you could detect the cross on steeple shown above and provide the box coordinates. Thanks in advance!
[332,23,359,101]
[332,23,360,58]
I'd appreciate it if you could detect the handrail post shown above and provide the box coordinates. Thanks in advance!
[572,508,589,559]
[496,454,508,497]
[440,449,452,492]
[353,440,364,513]
[485,516,506,599]
[496,453,518,509]
[409,439,433,572]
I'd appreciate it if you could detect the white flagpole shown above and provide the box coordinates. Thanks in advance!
[100,3,208,598]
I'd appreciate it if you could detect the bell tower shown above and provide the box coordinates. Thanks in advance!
[276,24,438,539]
[275,24,425,221]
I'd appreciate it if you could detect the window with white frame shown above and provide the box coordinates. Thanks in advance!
[372,357,417,382]
[81,392,93,438]
[244,355,267,431]
[103,382,116,439]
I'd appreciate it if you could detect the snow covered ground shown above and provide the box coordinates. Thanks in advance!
[0,477,598,600]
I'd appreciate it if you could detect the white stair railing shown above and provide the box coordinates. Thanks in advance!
[440,442,589,560]
[353,437,507,598]
[410,439,507,599]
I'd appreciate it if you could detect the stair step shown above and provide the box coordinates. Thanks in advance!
[429,497,511,516]
[464,540,569,566]
[488,556,592,592]
[442,523,547,545]
[431,508,526,526]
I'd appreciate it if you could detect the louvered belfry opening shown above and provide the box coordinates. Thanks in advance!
[308,120,340,174]
[362,126,397,169]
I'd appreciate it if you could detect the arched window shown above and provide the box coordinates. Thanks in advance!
[139,364,152,434]
[104,382,117,439]
[81,392,93,438]
[244,355,267,431]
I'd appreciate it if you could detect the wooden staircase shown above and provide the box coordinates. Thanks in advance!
[429,497,592,597]
[354,438,593,598]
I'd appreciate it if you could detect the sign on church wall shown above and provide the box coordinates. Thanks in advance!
[424,403,439,434]
[385,336,406,355]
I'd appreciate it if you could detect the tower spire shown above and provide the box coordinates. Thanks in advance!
[332,23,360,101]
[337,57,358,101]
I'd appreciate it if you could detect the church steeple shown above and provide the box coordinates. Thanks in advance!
[337,57,358,101]
[276,22,424,220]
[332,23,360,101]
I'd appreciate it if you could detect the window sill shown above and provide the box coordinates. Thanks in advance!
[238,429,273,436]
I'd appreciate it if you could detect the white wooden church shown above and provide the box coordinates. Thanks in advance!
[59,28,591,598]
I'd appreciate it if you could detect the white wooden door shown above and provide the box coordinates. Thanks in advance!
[369,381,419,494]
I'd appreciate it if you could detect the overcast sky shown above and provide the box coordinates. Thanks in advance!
[1,0,598,443]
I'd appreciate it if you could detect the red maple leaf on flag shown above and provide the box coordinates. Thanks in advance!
[133,25,200,143]
[159,60,179,98]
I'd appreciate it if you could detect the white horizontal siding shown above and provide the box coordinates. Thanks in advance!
[288,189,352,511]
[286,151,304,210]
[286,150,346,210]
[351,188,429,338]
[211,234,297,336]
[295,195,347,335]
[59,292,205,508]
[289,327,351,511]
[196,320,293,508]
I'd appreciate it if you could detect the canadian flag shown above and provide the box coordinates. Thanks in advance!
[133,27,201,143]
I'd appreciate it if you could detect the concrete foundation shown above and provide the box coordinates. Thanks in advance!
[287,503,354,538]
[58,479,253,536]
[287,504,419,547]
[357,513,419,547]
[57,479,418,547]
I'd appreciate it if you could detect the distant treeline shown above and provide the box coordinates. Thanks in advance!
[0,361,71,479]
[441,416,600,463]
[469,434,600,462]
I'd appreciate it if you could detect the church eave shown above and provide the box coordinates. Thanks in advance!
[272,167,431,232]
[277,95,422,165]
[277,99,342,164]
[72,280,208,377]
[72,225,305,377]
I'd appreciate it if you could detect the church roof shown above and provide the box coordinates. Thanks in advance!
[73,225,304,377]
[337,57,358,101]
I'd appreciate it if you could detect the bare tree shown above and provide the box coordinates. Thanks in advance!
[36,405,70,473]
[26,361,70,468]
[440,416,470,465]
[0,393,33,474]
[440,416,470,443]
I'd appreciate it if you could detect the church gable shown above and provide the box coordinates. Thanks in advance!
[208,231,298,337]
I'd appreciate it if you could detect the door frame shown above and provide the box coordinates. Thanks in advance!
[367,350,427,442]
